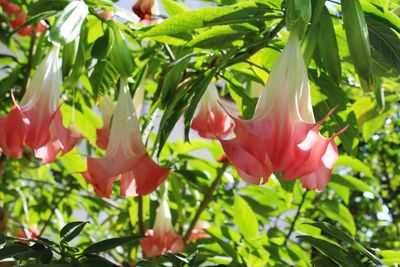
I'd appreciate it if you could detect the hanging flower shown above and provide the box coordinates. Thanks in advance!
[83,80,169,197]
[96,85,144,150]
[0,47,81,162]
[140,198,185,258]
[16,225,40,243]
[0,0,47,36]
[191,84,234,139]
[132,0,160,24]
[96,95,115,150]
[188,221,210,241]
[219,32,345,190]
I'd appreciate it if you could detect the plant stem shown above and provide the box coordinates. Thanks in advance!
[283,190,309,246]
[22,24,38,91]
[183,160,229,241]
[39,188,72,237]
[138,196,145,235]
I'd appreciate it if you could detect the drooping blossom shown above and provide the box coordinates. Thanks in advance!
[0,47,81,162]
[188,221,210,241]
[84,80,169,197]
[96,85,144,150]
[0,0,47,36]
[191,84,235,139]
[140,198,185,258]
[16,225,40,243]
[219,32,345,190]
[96,95,115,150]
[132,0,160,24]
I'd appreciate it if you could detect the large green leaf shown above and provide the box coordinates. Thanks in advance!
[298,235,362,267]
[306,222,384,265]
[366,14,400,75]
[319,201,356,236]
[84,235,141,254]
[60,221,89,242]
[142,2,274,37]
[233,194,259,238]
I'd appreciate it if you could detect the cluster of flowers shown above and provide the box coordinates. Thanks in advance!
[0,0,345,259]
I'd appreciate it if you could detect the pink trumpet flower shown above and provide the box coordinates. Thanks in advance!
[140,198,185,258]
[83,80,169,198]
[0,47,81,162]
[96,95,115,150]
[132,0,160,24]
[191,84,234,139]
[219,32,345,190]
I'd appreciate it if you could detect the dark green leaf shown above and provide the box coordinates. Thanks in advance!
[298,235,362,267]
[306,222,384,265]
[318,7,341,83]
[84,235,141,254]
[60,221,89,242]
[89,60,119,100]
[0,244,33,260]
[28,0,69,16]
[92,28,114,60]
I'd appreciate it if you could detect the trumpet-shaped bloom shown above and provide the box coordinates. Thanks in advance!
[0,0,47,36]
[188,221,211,241]
[140,198,185,258]
[96,95,115,150]
[0,47,80,162]
[191,84,234,139]
[219,32,343,190]
[132,0,160,23]
[84,81,169,197]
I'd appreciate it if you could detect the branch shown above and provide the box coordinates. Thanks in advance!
[183,160,229,241]
[283,190,309,246]
[138,196,145,235]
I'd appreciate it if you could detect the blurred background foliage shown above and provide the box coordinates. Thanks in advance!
[0,0,399,266]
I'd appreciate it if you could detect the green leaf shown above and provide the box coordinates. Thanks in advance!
[366,14,400,75]
[298,235,362,267]
[318,7,341,83]
[380,250,400,266]
[89,60,119,100]
[286,0,311,35]
[49,1,89,45]
[233,194,259,238]
[341,0,374,91]
[84,235,141,254]
[60,221,89,242]
[0,234,5,248]
[352,96,387,141]
[92,28,114,60]
[336,155,374,179]
[142,2,273,37]
[109,21,134,77]
[160,0,190,17]
[0,244,33,260]
[306,222,384,265]
[10,11,58,36]
[28,0,69,16]
[188,24,258,49]
[207,231,239,262]
[330,174,373,194]
[319,201,356,236]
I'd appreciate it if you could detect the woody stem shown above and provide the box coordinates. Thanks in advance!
[283,190,309,246]
[183,160,229,242]
[138,196,145,235]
